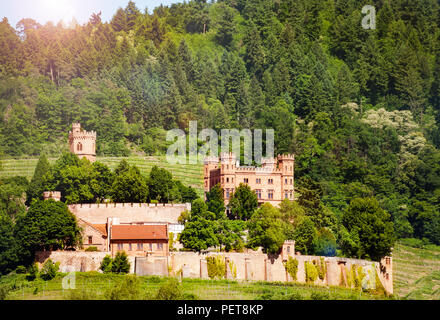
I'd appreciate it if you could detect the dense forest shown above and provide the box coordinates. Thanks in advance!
[1,0,440,248]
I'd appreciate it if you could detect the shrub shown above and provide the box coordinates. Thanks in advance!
[284,291,304,300]
[68,288,99,300]
[316,258,326,280]
[111,251,130,274]
[284,257,298,281]
[310,291,330,300]
[15,266,27,274]
[100,255,113,273]
[206,255,225,279]
[106,275,141,300]
[305,261,318,283]
[85,246,99,252]
[40,259,59,281]
[0,286,9,300]
[155,278,184,300]
[26,263,39,281]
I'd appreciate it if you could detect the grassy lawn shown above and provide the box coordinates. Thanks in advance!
[0,272,387,300]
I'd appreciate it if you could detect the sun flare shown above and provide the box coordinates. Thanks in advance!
[39,0,77,24]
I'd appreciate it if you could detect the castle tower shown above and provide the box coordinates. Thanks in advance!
[278,154,295,201]
[204,156,219,194]
[69,123,96,162]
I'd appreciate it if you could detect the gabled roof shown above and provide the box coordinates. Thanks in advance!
[111,225,168,241]
[78,218,107,237]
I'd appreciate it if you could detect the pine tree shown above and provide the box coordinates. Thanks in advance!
[26,154,50,205]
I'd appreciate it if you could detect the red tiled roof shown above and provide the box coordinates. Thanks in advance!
[111,225,168,240]
[92,224,108,237]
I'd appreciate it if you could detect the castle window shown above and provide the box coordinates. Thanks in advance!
[88,236,93,244]
[244,178,249,184]
[285,192,289,199]
[256,178,261,184]
[255,190,262,199]
[268,179,273,184]
[158,243,163,250]
[226,177,229,183]
[290,179,293,185]
[77,142,83,151]
[137,243,143,250]
[290,191,293,199]
[226,189,230,199]
[117,243,123,251]
[285,178,288,184]
[268,190,274,199]
[287,246,290,253]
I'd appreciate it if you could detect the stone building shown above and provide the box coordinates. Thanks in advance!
[204,152,295,212]
[68,123,96,162]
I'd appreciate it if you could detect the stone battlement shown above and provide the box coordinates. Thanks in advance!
[68,202,190,209]
[68,202,191,225]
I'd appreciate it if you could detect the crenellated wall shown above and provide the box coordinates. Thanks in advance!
[68,202,191,225]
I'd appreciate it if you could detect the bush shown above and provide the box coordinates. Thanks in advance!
[284,291,304,300]
[105,275,141,300]
[40,259,59,281]
[100,255,113,273]
[111,251,130,274]
[206,255,225,279]
[0,286,9,300]
[15,266,27,274]
[284,257,298,281]
[310,291,330,300]
[305,261,318,283]
[155,278,184,300]
[68,288,99,300]
[26,263,39,281]
[85,246,99,252]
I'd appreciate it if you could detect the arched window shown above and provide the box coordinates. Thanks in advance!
[77,142,82,151]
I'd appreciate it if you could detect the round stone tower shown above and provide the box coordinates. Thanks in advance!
[69,123,96,162]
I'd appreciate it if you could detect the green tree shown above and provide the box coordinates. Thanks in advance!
[206,184,226,219]
[340,197,395,261]
[111,251,130,274]
[26,154,50,205]
[14,199,81,265]
[229,183,258,220]
[111,164,148,203]
[247,203,290,254]
[0,214,18,274]
[179,215,218,252]
[293,216,318,255]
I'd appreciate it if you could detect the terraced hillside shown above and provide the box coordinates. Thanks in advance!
[393,242,440,299]
[0,156,204,197]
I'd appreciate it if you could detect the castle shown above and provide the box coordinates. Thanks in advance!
[34,124,393,295]
[69,123,96,162]
[204,152,295,212]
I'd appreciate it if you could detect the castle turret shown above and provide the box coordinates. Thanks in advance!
[204,156,219,194]
[278,154,295,200]
[69,123,96,162]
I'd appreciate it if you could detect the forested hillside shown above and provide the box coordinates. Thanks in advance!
[1,0,440,245]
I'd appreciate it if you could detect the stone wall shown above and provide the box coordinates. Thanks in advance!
[35,250,393,295]
[68,203,191,224]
